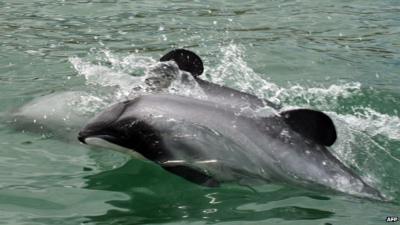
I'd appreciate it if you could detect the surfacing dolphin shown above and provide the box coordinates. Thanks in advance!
[78,93,384,200]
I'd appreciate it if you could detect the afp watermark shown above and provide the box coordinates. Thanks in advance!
[386,216,399,222]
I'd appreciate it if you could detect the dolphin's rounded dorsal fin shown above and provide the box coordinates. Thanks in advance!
[280,109,337,146]
[160,49,204,76]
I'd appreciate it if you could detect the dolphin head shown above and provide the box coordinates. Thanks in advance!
[78,95,226,187]
[78,100,168,162]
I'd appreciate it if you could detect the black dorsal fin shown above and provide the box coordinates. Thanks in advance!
[161,165,220,187]
[280,109,337,146]
[160,49,204,76]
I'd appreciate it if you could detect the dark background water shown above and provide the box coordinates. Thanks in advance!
[0,0,399,224]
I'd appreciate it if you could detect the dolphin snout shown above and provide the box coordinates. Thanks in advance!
[77,132,87,144]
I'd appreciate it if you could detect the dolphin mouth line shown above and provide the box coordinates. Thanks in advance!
[80,135,147,160]
[78,133,113,144]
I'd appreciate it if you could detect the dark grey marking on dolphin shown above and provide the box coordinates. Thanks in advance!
[78,94,384,200]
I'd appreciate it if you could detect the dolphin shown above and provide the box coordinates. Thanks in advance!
[78,93,385,200]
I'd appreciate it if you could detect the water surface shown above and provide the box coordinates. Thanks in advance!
[1,0,399,224]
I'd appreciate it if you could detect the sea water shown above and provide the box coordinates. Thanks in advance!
[0,1,399,224]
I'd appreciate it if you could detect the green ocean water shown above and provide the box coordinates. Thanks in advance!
[1,0,400,224]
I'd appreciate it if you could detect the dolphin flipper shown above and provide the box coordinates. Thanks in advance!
[280,109,337,146]
[161,164,220,187]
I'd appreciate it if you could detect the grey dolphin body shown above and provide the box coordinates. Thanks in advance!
[8,91,100,141]
[78,94,384,200]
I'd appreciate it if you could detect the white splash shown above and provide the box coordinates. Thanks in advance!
[69,51,206,102]
[207,44,282,105]
[337,108,400,141]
